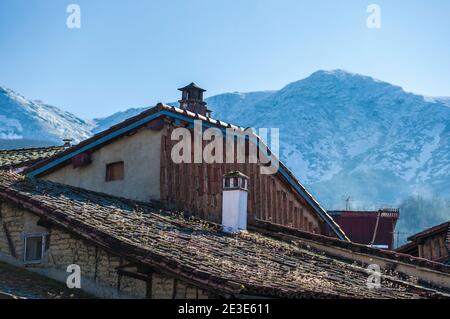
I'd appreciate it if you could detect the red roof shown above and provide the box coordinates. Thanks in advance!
[328,209,400,249]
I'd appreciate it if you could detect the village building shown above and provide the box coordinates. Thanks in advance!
[0,171,449,298]
[328,209,400,250]
[0,146,66,173]
[24,84,348,241]
[0,83,449,298]
[396,221,450,265]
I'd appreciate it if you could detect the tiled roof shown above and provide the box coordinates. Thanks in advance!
[24,104,348,241]
[0,146,65,170]
[0,171,448,299]
[407,221,450,241]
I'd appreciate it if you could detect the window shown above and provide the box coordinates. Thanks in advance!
[24,235,46,263]
[106,161,124,181]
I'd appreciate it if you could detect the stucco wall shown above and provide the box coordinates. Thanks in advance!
[0,201,211,299]
[41,128,162,202]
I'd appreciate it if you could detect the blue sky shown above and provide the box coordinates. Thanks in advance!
[1,0,450,118]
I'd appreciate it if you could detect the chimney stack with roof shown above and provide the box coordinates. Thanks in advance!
[63,138,73,147]
[221,171,249,233]
[178,82,211,117]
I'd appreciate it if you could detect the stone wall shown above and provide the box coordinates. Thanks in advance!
[0,201,211,299]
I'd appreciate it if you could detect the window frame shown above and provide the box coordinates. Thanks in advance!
[23,233,47,264]
[105,161,125,182]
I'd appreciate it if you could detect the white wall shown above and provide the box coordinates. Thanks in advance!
[42,128,162,202]
[222,189,248,233]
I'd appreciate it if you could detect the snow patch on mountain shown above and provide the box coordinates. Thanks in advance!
[2,70,450,214]
[208,70,450,209]
[0,86,93,145]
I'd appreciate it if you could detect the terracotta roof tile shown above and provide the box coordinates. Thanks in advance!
[0,146,65,170]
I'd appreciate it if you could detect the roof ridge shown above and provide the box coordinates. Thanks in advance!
[0,145,64,153]
[408,220,450,241]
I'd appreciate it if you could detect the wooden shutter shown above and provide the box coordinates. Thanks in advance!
[106,162,124,181]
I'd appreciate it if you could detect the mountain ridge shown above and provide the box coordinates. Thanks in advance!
[0,86,93,145]
[1,70,450,241]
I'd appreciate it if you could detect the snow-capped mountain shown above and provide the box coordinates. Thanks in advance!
[2,71,450,218]
[0,86,93,148]
[92,107,151,134]
[92,71,450,213]
[435,97,450,108]
[210,71,450,209]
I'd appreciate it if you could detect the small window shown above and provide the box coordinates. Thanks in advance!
[106,161,124,181]
[24,235,45,263]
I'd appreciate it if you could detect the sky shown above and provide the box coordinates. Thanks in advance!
[1,0,450,119]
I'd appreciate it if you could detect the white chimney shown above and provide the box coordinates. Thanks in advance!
[222,171,249,233]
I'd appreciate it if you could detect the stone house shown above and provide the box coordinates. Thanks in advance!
[0,172,449,298]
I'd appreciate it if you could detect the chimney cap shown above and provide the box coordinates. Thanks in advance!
[178,82,206,92]
[62,138,73,147]
[223,171,249,179]
[223,171,249,191]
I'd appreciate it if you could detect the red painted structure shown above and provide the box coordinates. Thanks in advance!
[327,209,400,249]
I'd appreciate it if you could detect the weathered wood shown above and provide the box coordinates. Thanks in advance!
[160,124,323,233]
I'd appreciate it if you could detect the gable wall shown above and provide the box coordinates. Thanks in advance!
[36,118,328,236]
[160,124,324,234]
[420,232,450,262]
[41,127,162,202]
[0,201,211,299]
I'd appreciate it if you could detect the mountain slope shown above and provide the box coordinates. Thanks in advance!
[209,71,450,208]
[92,91,277,134]
[92,107,151,134]
[434,97,450,108]
[0,87,93,146]
[92,71,450,211]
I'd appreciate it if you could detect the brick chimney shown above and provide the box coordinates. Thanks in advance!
[178,82,211,117]
[221,171,249,233]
